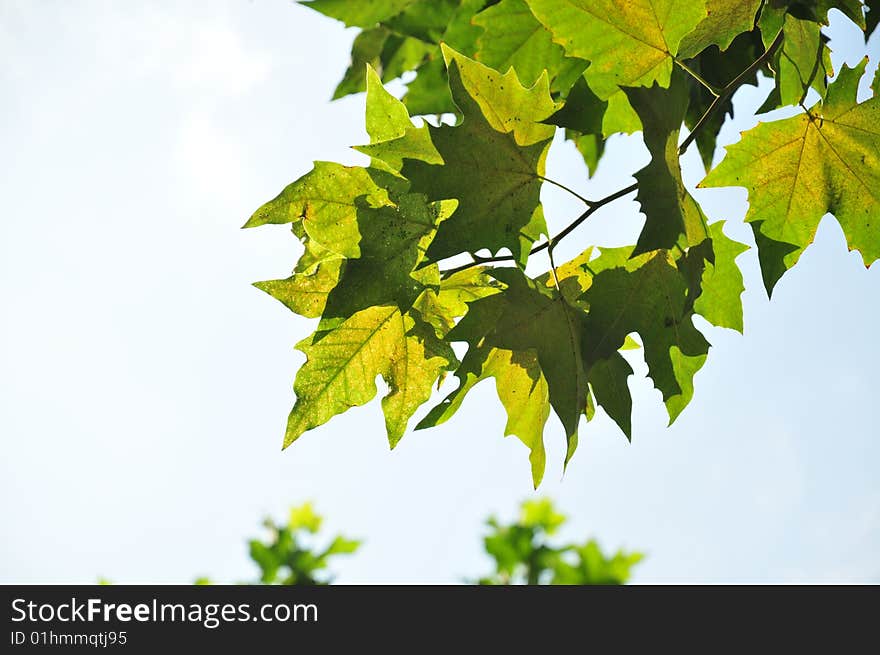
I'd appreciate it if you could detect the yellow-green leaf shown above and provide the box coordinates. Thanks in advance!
[441,45,560,146]
[525,0,707,99]
[402,58,552,266]
[473,0,587,92]
[677,0,762,59]
[701,60,880,294]
[286,305,456,448]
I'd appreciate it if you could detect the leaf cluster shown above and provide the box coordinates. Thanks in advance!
[246,1,880,485]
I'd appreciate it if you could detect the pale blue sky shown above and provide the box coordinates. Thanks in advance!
[1,1,878,583]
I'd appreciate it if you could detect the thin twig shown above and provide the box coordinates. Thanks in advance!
[547,183,639,250]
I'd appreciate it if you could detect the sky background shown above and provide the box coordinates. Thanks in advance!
[1,0,878,584]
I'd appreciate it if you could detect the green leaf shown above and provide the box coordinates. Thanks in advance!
[759,7,830,107]
[412,267,503,335]
[545,76,606,135]
[441,268,589,458]
[254,258,343,319]
[333,28,390,99]
[355,68,443,171]
[381,36,436,81]
[330,27,437,100]
[318,194,457,329]
[363,65,412,143]
[291,226,347,275]
[417,346,551,487]
[677,0,763,58]
[249,540,280,583]
[777,13,829,105]
[402,57,552,266]
[551,540,644,584]
[382,0,460,42]
[286,305,456,448]
[582,250,711,423]
[402,55,456,115]
[441,45,560,146]
[570,131,606,177]
[868,0,879,37]
[602,90,643,136]
[693,222,749,333]
[535,248,636,439]
[442,0,491,53]
[525,0,707,99]
[473,0,587,91]
[588,353,634,440]
[243,162,392,259]
[701,59,880,294]
[300,0,417,28]
[623,70,711,255]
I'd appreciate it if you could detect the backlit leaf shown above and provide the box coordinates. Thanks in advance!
[525,0,708,99]
[701,60,880,294]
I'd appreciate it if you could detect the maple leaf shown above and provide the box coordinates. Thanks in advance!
[544,77,611,174]
[286,305,456,448]
[432,268,590,460]
[472,0,587,93]
[441,45,560,146]
[624,69,711,254]
[243,161,393,259]
[255,258,343,319]
[869,0,879,37]
[701,60,880,294]
[693,222,749,333]
[418,346,551,487]
[401,51,554,266]
[677,0,763,58]
[757,6,832,108]
[354,67,442,173]
[331,27,390,99]
[300,0,417,28]
[412,266,503,336]
[581,248,712,423]
[524,0,708,100]
[317,194,458,331]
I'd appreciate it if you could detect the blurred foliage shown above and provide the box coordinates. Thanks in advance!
[190,502,361,586]
[103,500,642,585]
[478,499,643,585]
[246,502,361,585]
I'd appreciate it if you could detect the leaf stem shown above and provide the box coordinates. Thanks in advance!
[674,58,721,96]
[537,175,592,206]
